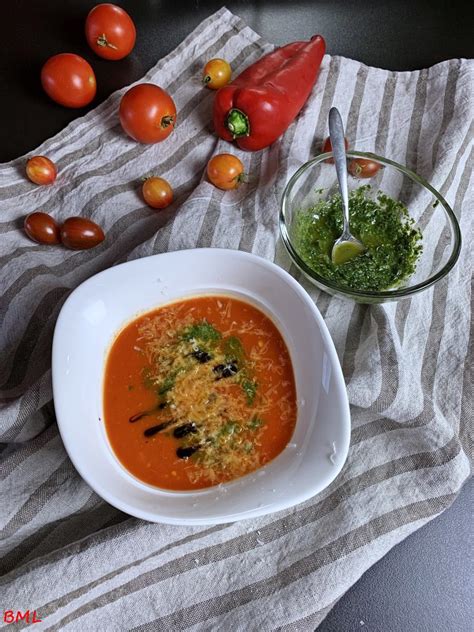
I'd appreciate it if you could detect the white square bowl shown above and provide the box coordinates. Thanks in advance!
[52,248,350,525]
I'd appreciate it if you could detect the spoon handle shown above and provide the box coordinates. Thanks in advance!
[329,107,350,236]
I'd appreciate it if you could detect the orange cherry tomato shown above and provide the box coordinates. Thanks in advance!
[24,212,61,245]
[207,154,245,190]
[85,3,136,61]
[142,177,173,209]
[348,158,382,178]
[60,217,105,250]
[321,136,349,163]
[202,58,232,90]
[119,84,176,144]
[26,156,57,185]
[41,53,96,108]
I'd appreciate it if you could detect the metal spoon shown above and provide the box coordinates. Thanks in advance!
[329,107,365,265]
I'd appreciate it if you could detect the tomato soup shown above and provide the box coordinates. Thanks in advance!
[103,295,297,490]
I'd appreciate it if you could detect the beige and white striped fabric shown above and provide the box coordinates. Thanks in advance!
[1,7,472,631]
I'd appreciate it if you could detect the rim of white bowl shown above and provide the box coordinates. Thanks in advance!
[52,248,351,524]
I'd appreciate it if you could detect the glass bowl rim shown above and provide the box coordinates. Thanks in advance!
[279,151,462,300]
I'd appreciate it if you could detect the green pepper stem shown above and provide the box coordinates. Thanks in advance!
[225,109,250,138]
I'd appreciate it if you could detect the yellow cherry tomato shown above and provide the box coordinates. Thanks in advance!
[202,58,232,90]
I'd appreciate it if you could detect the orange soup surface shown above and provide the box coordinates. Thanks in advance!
[103,295,297,490]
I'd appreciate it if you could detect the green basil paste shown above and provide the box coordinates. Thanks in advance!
[293,186,422,291]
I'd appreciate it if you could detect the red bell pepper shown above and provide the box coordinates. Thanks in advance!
[213,36,325,151]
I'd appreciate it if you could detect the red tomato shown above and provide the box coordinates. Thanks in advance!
[348,158,382,178]
[60,217,105,250]
[321,136,349,163]
[85,3,136,61]
[142,177,173,209]
[26,156,57,185]
[24,212,61,245]
[41,54,96,108]
[202,59,232,90]
[119,84,176,144]
[207,154,245,190]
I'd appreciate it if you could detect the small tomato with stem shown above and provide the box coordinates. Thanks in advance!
[348,158,382,178]
[119,84,176,144]
[85,3,136,61]
[26,156,57,185]
[202,58,232,90]
[142,176,173,209]
[207,154,245,190]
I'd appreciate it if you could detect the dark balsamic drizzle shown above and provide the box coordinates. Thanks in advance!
[213,361,239,380]
[130,401,167,423]
[191,348,212,363]
[176,445,199,459]
[129,410,154,423]
[173,422,198,439]
[143,420,173,437]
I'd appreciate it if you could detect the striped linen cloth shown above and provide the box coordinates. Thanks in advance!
[0,7,472,631]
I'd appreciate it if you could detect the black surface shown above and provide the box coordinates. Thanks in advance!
[1,2,473,630]
[318,478,473,632]
[1,0,474,162]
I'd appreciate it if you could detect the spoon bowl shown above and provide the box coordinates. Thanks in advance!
[331,235,365,265]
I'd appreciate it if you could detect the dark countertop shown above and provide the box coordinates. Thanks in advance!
[318,478,473,632]
[1,2,472,630]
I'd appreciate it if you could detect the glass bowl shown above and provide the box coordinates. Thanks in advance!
[280,151,461,303]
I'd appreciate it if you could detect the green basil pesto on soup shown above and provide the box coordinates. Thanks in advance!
[293,186,423,291]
